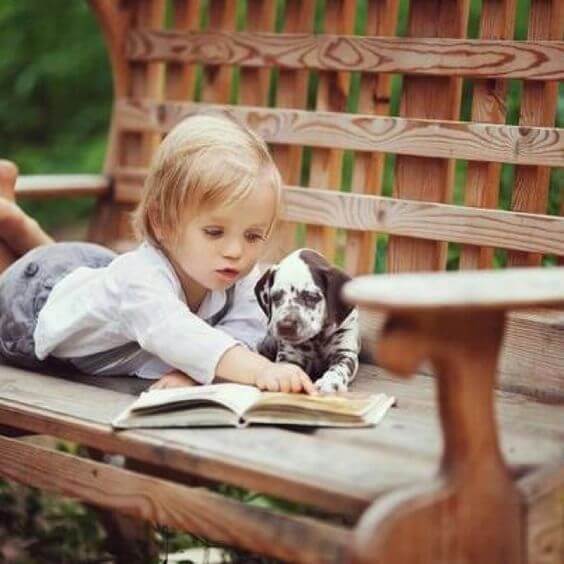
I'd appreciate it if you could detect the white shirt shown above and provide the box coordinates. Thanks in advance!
[34,241,267,384]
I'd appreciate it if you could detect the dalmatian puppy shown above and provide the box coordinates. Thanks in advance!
[254,248,360,393]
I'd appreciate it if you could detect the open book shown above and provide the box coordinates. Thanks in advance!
[112,383,396,429]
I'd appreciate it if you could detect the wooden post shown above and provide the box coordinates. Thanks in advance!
[352,310,523,563]
[343,268,564,564]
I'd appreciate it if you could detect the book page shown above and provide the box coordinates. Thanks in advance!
[127,383,263,417]
[245,393,396,428]
[248,391,380,417]
[113,406,240,429]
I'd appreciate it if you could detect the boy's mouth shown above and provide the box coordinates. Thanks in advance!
[216,268,240,281]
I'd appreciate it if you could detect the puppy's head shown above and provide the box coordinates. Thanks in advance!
[254,249,353,344]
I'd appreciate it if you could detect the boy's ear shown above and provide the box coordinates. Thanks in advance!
[254,265,277,320]
[321,267,354,328]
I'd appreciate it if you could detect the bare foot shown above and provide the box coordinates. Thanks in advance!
[0,160,17,202]
[0,160,54,274]
[0,160,19,271]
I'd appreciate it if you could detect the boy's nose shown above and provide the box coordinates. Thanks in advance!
[222,238,243,258]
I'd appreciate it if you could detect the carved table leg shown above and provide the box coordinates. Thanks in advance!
[352,310,523,564]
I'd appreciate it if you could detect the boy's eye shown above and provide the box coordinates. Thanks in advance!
[246,232,266,243]
[203,228,223,238]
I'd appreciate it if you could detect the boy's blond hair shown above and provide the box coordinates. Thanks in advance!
[132,113,282,244]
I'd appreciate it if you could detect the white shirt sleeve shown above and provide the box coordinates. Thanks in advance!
[214,266,267,351]
[118,268,240,385]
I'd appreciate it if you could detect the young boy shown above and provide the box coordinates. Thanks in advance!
[0,115,316,394]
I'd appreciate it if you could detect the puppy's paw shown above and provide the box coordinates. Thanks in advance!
[315,371,348,394]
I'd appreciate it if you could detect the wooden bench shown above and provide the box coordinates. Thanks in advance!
[1,0,563,562]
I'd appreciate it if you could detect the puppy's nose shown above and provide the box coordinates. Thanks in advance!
[277,318,298,337]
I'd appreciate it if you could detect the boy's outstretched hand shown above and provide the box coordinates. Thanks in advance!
[255,362,318,395]
[149,370,197,390]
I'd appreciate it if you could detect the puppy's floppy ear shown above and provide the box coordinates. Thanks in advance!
[322,266,354,328]
[254,265,277,320]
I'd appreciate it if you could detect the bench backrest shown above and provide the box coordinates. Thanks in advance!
[88,0,563,275]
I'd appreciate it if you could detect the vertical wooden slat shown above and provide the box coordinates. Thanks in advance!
[238,0,275,106]
[165,0,200,102]
[304,0,355,262]
[344,0,399,276]
[386,0,470,273]
[268,0,315,262]
[238,1,277,262]
[92,0,166,245]
[126,0,166,165]
[507,0,562,267]
[201,0,237,104]
[459,0,516,270]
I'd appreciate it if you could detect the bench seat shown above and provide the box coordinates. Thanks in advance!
[1,361,561,520]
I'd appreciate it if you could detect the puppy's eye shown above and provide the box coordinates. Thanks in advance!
[271,290,284,305]
[300,291,321,307]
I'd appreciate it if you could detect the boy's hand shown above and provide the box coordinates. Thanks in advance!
[149,370,197,390]
[255,362,317,395]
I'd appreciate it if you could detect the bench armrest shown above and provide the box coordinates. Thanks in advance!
[343,267,564,313]
[344,267,564,563]
[15,174,111,199]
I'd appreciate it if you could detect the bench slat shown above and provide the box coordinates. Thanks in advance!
[15,175,111,199]
[507,0,561,268]
[112,171,564,255]
[1,362,562,517]
[115,99,564,168]
[281,187,564,255]
[126,30,564,80]
[0,365,429,517]
[0,434,350,563]
[459,0,515,270]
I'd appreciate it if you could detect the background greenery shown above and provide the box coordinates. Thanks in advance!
[0,0,562,561]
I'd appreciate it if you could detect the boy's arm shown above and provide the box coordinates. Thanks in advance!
[119,271,244,385]
[215,344,270,385]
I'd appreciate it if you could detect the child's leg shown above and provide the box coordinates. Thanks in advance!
[0,160,53,274]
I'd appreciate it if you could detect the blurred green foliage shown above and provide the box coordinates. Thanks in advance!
[0,1,111,231]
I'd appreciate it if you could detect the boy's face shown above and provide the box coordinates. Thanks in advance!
[168,184,276,295]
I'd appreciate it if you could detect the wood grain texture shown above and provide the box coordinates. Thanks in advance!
[353,309,523,563]
[165,0,200,101]
[282,187,564,255]
[345,0,399,276]
[115,99,564,167]
[498,309,564,401]
[238,0,275,106]
[91,0,166,247]
[343,267,564,311]
[200,0,236,104]
[266,0,315,263]
[112,171,564,255]
[127,30,564,80]
[0,364,424,518]
[459,0,516,270]
[304,0,353,261]
[518,464,564,564]
[508,0,562,267]
[0,435,350,564]
[387,0,469,273]
[14,174,111,199]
